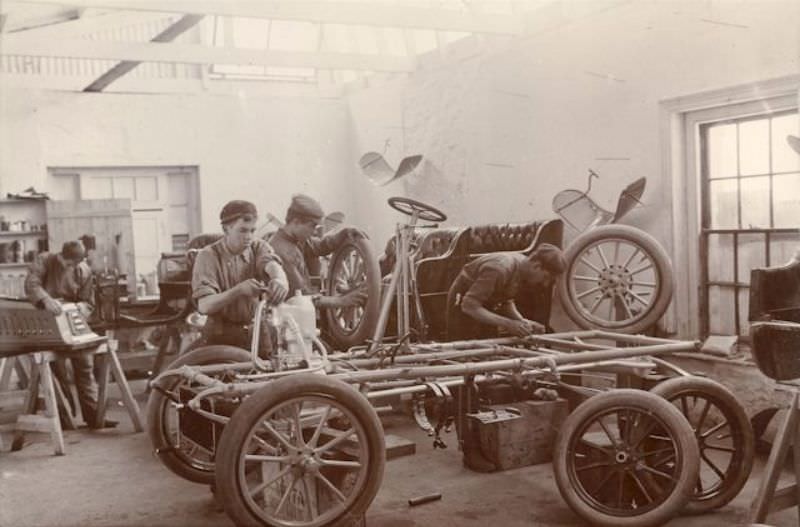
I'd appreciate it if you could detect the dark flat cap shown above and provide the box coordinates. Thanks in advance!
[220,200,258,225]
[61,240,86,262]
[288,194,324,222]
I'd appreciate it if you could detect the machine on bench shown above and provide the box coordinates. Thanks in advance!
[0,298,107,357]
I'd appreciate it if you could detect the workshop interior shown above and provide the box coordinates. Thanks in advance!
[0,1,799,527]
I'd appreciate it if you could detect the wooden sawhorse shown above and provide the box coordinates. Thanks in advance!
[3,338,143,456]
[750,389,800,524]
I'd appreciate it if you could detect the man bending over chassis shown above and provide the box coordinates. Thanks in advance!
[191,200,289,352]
[446,243,566,340]
[269,193,367,309]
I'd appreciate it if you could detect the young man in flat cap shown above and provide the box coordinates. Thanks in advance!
[269,194,367,309]
[25,240,115,428]
[192,200,289,350]
[446,243,567,340]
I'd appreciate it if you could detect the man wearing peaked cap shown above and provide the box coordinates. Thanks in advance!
[191,199,289,351]
[270,194,367,310]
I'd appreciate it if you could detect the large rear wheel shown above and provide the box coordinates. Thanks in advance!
[324,236,381,350]
[146,345,251,484]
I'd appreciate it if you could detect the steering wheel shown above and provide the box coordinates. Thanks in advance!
[388,197,447,223]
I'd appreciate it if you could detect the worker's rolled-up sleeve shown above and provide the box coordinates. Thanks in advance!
[463,268,501,307]
[25,254,50,305]
[192,250,220,301]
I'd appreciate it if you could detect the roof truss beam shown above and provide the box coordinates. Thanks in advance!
[1,37,416,72]
[8,0,524,34]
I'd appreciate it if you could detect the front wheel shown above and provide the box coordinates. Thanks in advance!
[215,374,385,527]
[553,389,699,527]
[558,224,674,334]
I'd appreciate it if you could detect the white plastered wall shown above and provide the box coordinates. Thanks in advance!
[0,87,353,232]
[345,0,800,335]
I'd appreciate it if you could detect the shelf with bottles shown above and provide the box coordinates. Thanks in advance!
[0,197,48,267]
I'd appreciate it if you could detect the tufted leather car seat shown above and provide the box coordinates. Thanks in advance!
[415,219,564,341]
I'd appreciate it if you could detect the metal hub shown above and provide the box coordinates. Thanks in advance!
[598,264,632,296]
[615,450,631,464]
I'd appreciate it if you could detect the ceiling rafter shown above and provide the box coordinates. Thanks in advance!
[1,37,417,72]
[1,11,176,42]
[84,13,203,92]
[9,0,524,34]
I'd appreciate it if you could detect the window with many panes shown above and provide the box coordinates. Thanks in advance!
[701,110,800,337]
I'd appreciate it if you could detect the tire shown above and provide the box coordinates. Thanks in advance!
[557,225,674,334]
[324,236,381,350]
[651,376,754,514]
[553,389,700,527]
[215,374,385,527]
[146,345,251,484]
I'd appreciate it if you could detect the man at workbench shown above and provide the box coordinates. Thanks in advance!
[191,200,289,351]
[446,243,566,341]
[25,240,115,429]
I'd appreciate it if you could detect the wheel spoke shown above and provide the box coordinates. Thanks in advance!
[577,286,602,300]
[612,241,621,266]
[315,428,356,454]
[588,467,617,497]
[245,454,292,463]
[314,471,347,503]
[575,460,616,472]
[307,405,332,448]
[622,248,640,270]
[578,437,615,458]
[588,295,604,315]
[573,275,600,282]
[293,402,305,447]
[580,256,603,274]
[695,399,712,431]
[274,475,299,516]
[632,281,657,288]
[616,292,634,320]
[595,245,611,269]
[301,475,318,521]
[319,458,362,469]
[700,419,729,439]
[638,464,678,483]
[251,435,280,455]
[700,451,726,479]
[596,416,619,448]
[628,290,652,308]
[261,421,296,452]
[249,464,293,498]
[630,261,654,276]
[629,471,654,504]
[704,444,736,454]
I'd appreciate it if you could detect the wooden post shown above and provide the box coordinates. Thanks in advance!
[750,391,800,522]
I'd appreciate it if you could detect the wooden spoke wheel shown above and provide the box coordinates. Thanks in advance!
[215,374,385,527]
[324,236,381,350]
[553,389,699,527]
[651,376,754,514]
[146,345,251,484]
[558,225,674,334]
